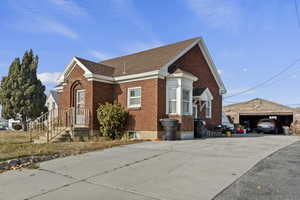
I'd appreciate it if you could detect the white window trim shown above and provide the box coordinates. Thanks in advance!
[127,87,141,108]
[76,89,86,107]
[205,100,212,119]
[193,104,198,118]
[166,76,194,115]
[182,88,192,115]
[167,87,177,114]
[128,131,140,139]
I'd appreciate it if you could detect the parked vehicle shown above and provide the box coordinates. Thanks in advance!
[237,125,247,134]
[0,120,8,130]
[256,119,278,134]
[222,111,234,131]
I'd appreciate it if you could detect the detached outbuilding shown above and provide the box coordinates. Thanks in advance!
[224,98,299,133]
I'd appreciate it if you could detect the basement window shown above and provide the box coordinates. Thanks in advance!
[127,87,141,108]
[128,131,140,139]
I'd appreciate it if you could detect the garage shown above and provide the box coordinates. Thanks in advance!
[239,113,293,133]
[224,98,297,134]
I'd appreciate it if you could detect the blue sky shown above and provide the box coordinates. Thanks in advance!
[1,0,300,106]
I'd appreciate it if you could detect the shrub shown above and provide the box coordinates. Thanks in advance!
[97,102,128,140]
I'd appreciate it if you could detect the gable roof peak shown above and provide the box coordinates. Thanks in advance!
[100,37,201,63]
[99,37,201,76]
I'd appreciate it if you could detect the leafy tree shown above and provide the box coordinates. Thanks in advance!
[97,102,128,139]
[0,50,47,130]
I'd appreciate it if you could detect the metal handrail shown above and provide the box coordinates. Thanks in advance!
[27,107,90,143]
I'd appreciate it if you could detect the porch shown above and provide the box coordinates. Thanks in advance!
[28,107,90,143]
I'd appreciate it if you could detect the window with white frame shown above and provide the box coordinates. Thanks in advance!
[192,104,198,118]
[182,89,191,114]
[127,87,141,108]
[205,100,212,118]
[128,131,140,139]
[168,87,177,114]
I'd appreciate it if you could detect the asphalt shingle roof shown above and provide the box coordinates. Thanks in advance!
[99,37,200,76]
[75,57,115,77]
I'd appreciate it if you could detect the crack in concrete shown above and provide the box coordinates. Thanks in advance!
[37,168,78,180]
[26,150,171,200]
[83,180,166,200]
[82,150,170,181]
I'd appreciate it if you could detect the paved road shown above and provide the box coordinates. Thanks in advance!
[0,135,299,200]
[214,140,300,200]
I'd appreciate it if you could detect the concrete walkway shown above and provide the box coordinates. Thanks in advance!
[0,135,299,200]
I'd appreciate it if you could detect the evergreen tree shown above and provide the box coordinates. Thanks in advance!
[0,50,47,130]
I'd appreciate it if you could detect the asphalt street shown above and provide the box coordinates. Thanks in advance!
[214,140,300,200]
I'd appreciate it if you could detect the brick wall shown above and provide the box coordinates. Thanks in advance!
[113,79,162,131]
[169,115,194,131]
[92,81,114,130]
[58,65,93,128]
[170,46,222,126]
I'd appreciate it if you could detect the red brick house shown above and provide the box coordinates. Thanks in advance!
[55,37,226,139]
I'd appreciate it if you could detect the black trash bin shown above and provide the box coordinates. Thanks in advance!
[160,118,178,140]
[194,119,205,138]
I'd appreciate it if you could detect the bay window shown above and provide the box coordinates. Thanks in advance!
[182,89,191,114]
[205,100,212,118]
[168,88,177,114]
[166,74,197,115]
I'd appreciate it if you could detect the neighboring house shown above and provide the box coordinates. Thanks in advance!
[46,90,59,111]
[46,90,59,118]
[55,37,226,139]
[0,107,14,130]
[0,119,8,130]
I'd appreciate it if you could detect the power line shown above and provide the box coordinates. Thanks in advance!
[295,0,300,28]
[224,57,300,99]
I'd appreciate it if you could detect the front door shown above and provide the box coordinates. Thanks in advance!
[75,89,85,125]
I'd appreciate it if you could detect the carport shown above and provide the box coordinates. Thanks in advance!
[239,113,293,133]
[224,98,297,134]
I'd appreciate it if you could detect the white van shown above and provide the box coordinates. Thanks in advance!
[222,111,234,130]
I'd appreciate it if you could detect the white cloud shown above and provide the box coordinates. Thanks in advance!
[217,69,223,74]
[8,1,79,40]
[122,40,164,54]
[48,0,88,16]
[16,17,79,40]
[242,67,248,72]
[89,50,112,60]
[38,72,61,84]
[39,18,79,39]
[186,0,241,30]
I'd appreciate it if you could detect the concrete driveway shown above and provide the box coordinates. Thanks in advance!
[1,135,299,200]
